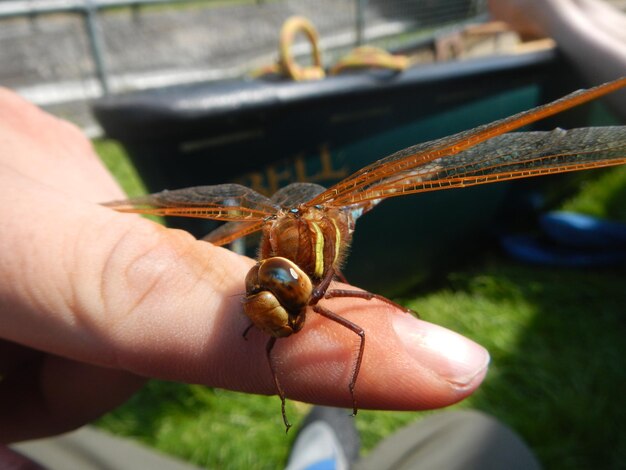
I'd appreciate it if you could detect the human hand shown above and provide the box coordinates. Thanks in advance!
[0,88,489,444]
[488,0,626,120]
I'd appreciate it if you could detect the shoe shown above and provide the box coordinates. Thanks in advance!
[285,406,361,470]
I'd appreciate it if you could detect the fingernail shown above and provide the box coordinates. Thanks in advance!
[392,314,490,389]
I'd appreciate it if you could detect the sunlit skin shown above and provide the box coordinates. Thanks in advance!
[105,77,626,430]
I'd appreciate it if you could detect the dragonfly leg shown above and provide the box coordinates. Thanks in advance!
[312,304,364,417]
[266,337,291,432]
[309,267,335,305]
[325,289,417,317]
[333,268,348,284]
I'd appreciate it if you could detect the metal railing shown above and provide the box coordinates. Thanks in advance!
[1,0,487,95]
[0,0,488,133]
[0,0,220,95]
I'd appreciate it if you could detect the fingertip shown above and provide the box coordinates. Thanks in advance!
[268,301,489,411]
[391,314,490,392]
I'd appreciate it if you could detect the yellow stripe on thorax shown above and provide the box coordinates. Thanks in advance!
[310,222,325,278]
[330,219,342,266]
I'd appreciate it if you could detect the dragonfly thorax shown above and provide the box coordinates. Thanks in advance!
[243,205,353,339]
[259,205,353,282]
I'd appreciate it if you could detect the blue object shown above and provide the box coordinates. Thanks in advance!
[540,211,626,248]
[501,211,626,266]
[304,459,339,470]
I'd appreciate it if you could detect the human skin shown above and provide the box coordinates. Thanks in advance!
[0,88,489,444]
[489,0,626,119]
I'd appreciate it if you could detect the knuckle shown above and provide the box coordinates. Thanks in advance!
[99,222,195,320]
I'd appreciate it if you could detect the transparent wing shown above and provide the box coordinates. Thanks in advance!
[307,77,626,207]
[329,127,626,206]
[270,182,327,207]
[202,220,265,246]
[103,184,280,221]
[199,183,329,246]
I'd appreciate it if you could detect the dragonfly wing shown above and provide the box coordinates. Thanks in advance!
[271,182,327,207]
[309,77,626,206]
[103,184,280,221]
[202,220,265,246]
[328,126,626,205]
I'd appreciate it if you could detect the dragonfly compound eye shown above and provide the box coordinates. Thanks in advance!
[254,257,313,313]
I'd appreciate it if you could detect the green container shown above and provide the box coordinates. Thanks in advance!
[93,50,605,292]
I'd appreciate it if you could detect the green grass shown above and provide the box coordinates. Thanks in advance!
[95,139,147,198]
[94,139,626,469]
[408,264,626,468]
[560,165,626,222]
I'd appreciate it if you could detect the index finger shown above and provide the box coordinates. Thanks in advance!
[0,172,488,411]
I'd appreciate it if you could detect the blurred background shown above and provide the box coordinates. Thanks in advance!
[3,0,626,468]
[2,0,494,135]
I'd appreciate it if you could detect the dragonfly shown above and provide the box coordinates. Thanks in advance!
[105,77,626,430]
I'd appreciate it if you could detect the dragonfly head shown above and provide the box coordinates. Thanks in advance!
[243,257,313,337]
